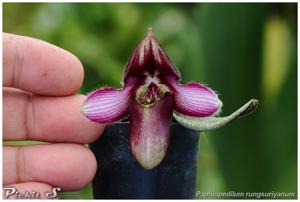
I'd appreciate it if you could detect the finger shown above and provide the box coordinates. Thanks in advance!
[3,144,97,191]
[3,33,84,96]
[3,88,105,143]
[3,182,57,199]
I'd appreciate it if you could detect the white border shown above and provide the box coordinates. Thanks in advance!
[1,1,299,202]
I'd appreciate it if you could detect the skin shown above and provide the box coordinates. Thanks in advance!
[3,33,105,198]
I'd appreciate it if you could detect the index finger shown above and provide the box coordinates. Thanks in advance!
[3,33,84,96]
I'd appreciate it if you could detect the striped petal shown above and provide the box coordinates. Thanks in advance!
[169,79,223,117]
[82,86,133,123]
[129,94,173,169]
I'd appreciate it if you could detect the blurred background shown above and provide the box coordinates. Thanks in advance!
[3,3,297,199]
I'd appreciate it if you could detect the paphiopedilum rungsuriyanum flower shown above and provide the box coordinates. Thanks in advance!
[82,28,259,169]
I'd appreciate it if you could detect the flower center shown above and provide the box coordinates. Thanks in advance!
[135,80,171,107]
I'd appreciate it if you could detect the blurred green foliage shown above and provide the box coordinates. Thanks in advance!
[3,3,297,199]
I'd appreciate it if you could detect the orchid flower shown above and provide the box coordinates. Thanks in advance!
[82,28,258,169]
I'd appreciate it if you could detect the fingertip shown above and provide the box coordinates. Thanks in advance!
[30,94,105,143]
[4,144,99,191]
[3,33,85,96]
[26,144,98,191]
[57,144,97,190]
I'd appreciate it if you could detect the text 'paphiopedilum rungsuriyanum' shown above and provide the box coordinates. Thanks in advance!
[82,28,258,169]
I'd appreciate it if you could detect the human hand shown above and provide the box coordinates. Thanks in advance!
[3,33,105,199]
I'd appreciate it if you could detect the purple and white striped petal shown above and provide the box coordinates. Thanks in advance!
[82,86,133,123]
[129,94,173,169]
[168,79,222,117]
